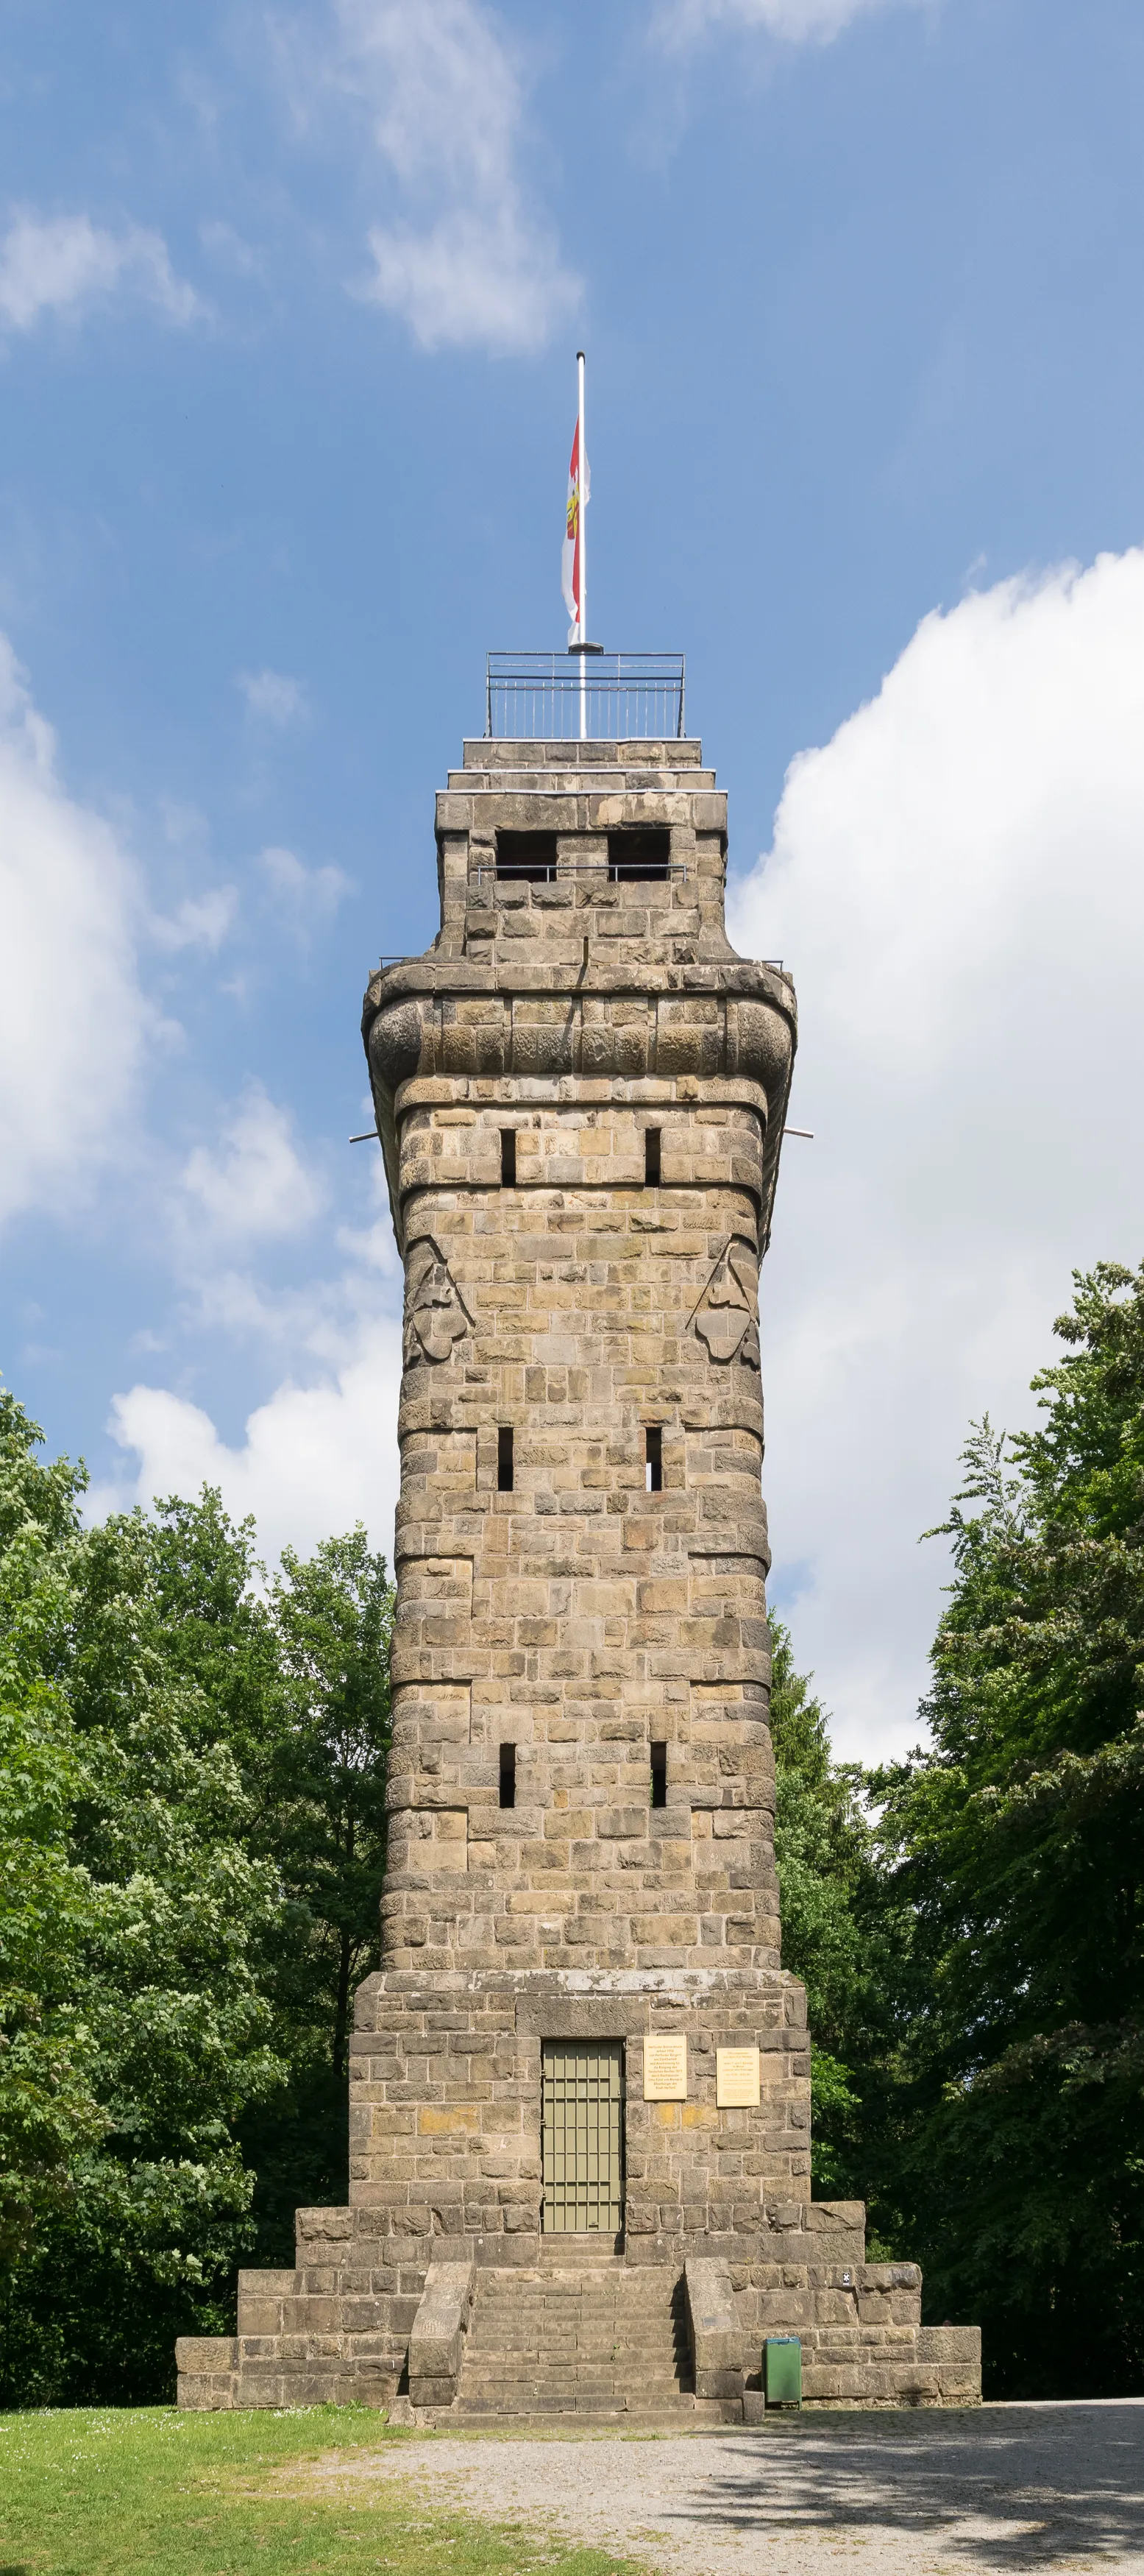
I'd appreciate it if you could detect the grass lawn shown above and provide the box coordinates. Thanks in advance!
[0,2406,641,2576]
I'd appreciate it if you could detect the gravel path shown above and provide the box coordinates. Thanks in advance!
[288,2404,1144,2575]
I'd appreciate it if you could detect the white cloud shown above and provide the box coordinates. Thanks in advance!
[330,0,579,353]
[260,843,353,930]
[152,887,239,953]
[655,0,927,43]
[180,1083,324,1243]
[102,1311,403,1568]
[0,209,202,333]
[237,668,308,726]
[729,546,1144,1762]
[0,635,151,1231]
[93,1150,402,1565]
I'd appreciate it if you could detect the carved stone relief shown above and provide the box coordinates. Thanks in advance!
[694,1242,760,1372]
[403,1236,472,1366]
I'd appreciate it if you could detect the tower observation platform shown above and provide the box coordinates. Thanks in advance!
[177,673,981,2422]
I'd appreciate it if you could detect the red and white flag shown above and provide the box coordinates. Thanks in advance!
[561,416,589,641]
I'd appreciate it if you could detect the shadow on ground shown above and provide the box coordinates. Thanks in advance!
[688,2405,1144,2566]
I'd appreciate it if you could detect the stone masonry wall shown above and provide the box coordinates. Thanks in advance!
[347,1968,811,2251]
[385,1094,778,1976]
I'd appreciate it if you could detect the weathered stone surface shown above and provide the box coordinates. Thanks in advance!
[408,2258,475,2407]
[686,2257,743,2400]
[175,2336,238,2410]
[174,725,981,2419]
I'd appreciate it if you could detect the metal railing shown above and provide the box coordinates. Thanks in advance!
[472,860,689,885]
[486,652,686,741]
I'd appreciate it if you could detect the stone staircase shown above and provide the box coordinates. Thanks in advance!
[174,2210,981,2418]
[446,2245,731,2426]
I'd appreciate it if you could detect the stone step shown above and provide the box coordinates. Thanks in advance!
[463,2341,685,2362]
[469,2337,684,2354]
[469,2363,680,2373]
[477,2287,678,2304]
[448,2398,745,2430]
[470,2323,679,2338]
[461,2388,686,2407]
[455,2391,690,2411]
[472,2286,683,2305]
[456,2262,692,2417]
[458,2406,687,2424]
[470,2293,653,2307]
[467,2346,680,2366]
[469,2291,686,2315]
[463,2318,680,2339]
[536,2236,625,2261]
[474,2287,680,2308]
[466,2377,681,2390]
[461,2360,685,2370]
[469,2318,675,2339]
[464,2378,681,2391]
[458,2386,691,2406]
[466,2360,685,2374]
[463,2368,685,2386]
[471,2318,675,2339]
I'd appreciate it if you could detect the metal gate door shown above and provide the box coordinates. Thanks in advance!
[541,2041,624,2234]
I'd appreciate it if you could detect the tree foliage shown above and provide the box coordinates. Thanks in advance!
[768,1623,872,2193]
[0,1390,393,2403]
[770,1262,1144,2391]
[868,1261,1144,2395]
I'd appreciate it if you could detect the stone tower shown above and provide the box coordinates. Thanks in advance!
[177,672,980,2418]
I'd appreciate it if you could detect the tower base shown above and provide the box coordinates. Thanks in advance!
[176,1969,981,2416]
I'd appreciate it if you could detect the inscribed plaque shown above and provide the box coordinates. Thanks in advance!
[642,2034,687,2101]
[716,2045,760,2107]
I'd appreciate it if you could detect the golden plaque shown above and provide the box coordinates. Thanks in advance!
[642,2034,687,2101]
[716,2045,760,2107]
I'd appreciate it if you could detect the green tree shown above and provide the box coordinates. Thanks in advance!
[0,1395,285,2403]
[240,1531,394,2260]
[0,1394,106,2271]
[768,1619,908,2206]
[0,1686,104,2272]
[143,1487,282,1765]
[269,1532,393,2080]
[0,1387,397,2399]
[873,1261,1144,2396]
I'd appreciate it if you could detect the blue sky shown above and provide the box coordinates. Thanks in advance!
[3,0,1144,1755]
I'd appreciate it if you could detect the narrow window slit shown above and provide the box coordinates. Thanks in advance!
[500,1128,516,1186]
[645,1426,663,1493]
[497,1426,514,1492]
[644,1129,661,1186]
[650,1742,668,1809]
[500,1743,516,1810]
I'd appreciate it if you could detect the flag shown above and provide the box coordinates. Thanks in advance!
[561,418,588,642]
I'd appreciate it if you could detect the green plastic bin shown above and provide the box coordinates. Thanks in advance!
[764,2335,802,2408]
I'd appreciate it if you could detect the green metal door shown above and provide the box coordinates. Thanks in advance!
[541,2041,624,2234]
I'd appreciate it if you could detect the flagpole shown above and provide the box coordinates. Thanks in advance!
[577,349,586,742]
